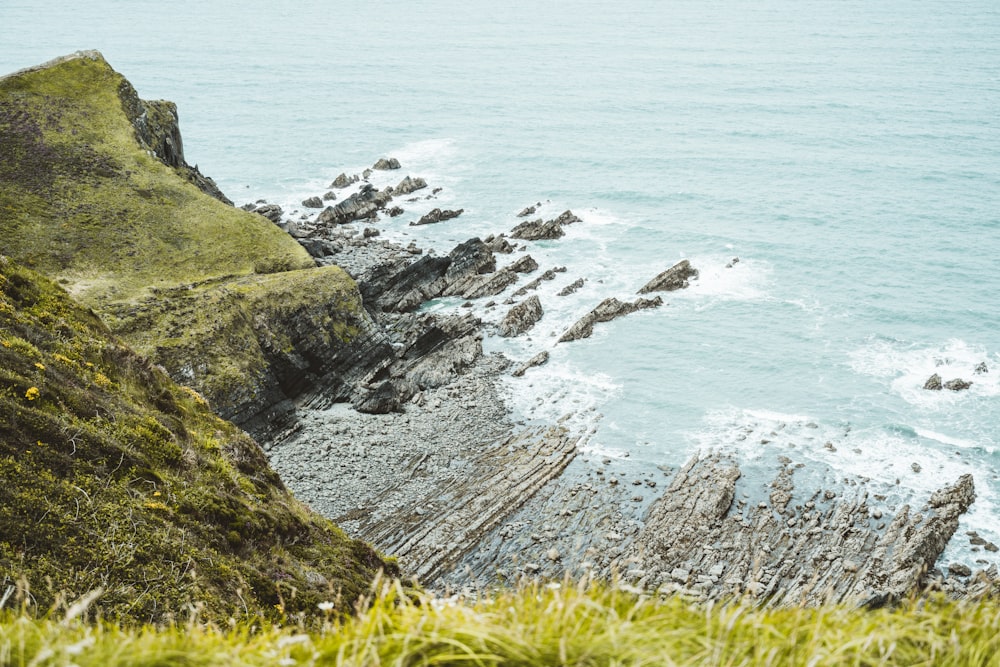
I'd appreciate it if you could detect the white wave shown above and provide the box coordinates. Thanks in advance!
[676,254,771,302]
[849,338,998,406]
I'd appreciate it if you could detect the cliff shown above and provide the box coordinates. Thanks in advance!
[0,51,385,430]
[0,256,393,623]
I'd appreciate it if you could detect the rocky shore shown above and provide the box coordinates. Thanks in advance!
[247,158,996,604]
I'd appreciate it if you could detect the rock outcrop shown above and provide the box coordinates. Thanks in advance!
[638,259,699,293]
[511,218,565,241]
[499,295,543,337]
[316,183,393,225]
[412,207,464,226]
[629,453,976,606]
[373,157,401,170]
[559,296,663,343]
[924,373,943,390]
[512,350,551,377]
[395,175,428,195]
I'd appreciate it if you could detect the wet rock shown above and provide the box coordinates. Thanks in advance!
[394,175,428,195]
[362,168,372,180]
[911,462,922,473]
[322,190,337,201]
[923,373,943,390]
[948,563,972,577]
[412,208,464,226]
[558,296,663,343]
[512,350,550,377]
[373,157,401,170]
[557,278,585,297]
[511,218,565,241]
[484,235,514,254]
[944,378,972,391]
[387,206,404,217]
[637,259,698,293]
[316,184,393,226]
[499,296,543,337]
[330,172,358,188]
[444,238,497,285]
[301,196,324,208]
[512,269,557,297]
[974,362,989,375]
[508,255,539,273]
[725,257,740,268]
[516,205,537,217]
[552,210,581,225]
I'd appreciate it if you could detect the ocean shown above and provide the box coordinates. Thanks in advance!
[3,0,999,568]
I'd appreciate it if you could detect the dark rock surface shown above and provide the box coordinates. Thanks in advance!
[512,350,550,377]
[249,202,283,223]
[302,195,324,208]
[552,209,581,225]
[411,207,464,226]
[638,259,699,293]
[517,204,537,217]
[511,218,565,241]
[974,362,989,374]
[924,373,943,390]
[395,175,428,195]
[373,157,401,170]
[558,278,585,296]
[484,234,515,254]
[944,378,973,391]
[508,254,539,273]
[499,295,543,337]
[513,268,559,297]
[330,172,359,188]
[316,183,393,226]
[559,296,663,343]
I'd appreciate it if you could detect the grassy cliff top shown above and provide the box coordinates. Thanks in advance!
[0,256,392,624]
[0,51,314,308]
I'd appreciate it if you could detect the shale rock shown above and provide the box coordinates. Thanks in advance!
[323,190,337,201]
[484,235,515,254]
[559,296,663,343]
[558,278,585,296]
[509,254,539,273]
[412,208,463,226]
[638,259,698,293]
[553,210,581,225]
[513,269,558,297]
[511,218,565,241]
[395,175,428,195]
[373,157,401,170]
[316,183,393,226]
[512,350,550,377]
[499,296,543,337]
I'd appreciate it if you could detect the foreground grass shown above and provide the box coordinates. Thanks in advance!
[2,578,999,667]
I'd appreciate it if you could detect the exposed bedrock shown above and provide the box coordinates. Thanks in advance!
[558,296,663,343]
[629,452,976,607]
[316,183,394,226]
[411,207,463,226]
[638,259,699,293]
[499,295,543,337]
[511,218,565,241]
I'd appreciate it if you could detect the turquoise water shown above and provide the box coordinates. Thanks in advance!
[3,1,999,565]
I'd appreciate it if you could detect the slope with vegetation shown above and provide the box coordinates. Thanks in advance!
[0,255,393,623]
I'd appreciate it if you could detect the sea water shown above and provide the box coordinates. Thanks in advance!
[3,0,999,568]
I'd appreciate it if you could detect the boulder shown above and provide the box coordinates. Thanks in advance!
[352,380,403,414]
[508,254,538,273]
[411,207,464,226]
[330,172,358,189]
[301,196,324,208]
[511,218,565,241]
[322,190,337,201]
[517,205,537,217]
[387,206,404,217]
[394,175,428,195]
[923,373,943,391]
[499,296,543,337]
[638,259,698,293]
[944,378,973,392]
[512,350,550,377]
[251,203,283,223]
[559,296,663,343]
[553,210,581,225]
[484,234,515,254]
[373,157,401,170]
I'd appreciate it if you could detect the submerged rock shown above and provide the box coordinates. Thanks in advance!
[638,259,698,293]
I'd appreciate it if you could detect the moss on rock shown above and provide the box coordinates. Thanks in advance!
[0,256,394,624]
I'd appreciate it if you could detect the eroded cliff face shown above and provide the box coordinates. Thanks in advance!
[0,51,382,432]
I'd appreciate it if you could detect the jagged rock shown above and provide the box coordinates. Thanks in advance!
[387,206,404,217]
[373,157,401,170]
[630,453,976,607]
[557,278,585,297]
[301,196,324,208]
[412,208,464,226]
[363,227,380,238]
[974,362,989,374]
[558,296,663,343]
[924,373,943,390]
[297,238,340,259]
[360,255,451,313]
[553,210,581,225]
[638,259,698,293]
[512,269,557,297]
[330,172,358,188]
[512,350,550,377]
[726,257,740,268]
[249,203,283,223]
[444,238,496,286]
[323,190,337,201]
[511,218,565,241]
[499,296,543,337]
[362,168,372,179]
[316,183,393,226]
[944,378,973,391]
[484,235,514,254]
[509,255,538,273]
[395,175,428,195]
[948,563,972,577]
[459,269,519,300]
[352,380,403,414]
[517,205,537,217]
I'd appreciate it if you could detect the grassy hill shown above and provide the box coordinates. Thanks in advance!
[0,51,374,422]
[0,256,392,624]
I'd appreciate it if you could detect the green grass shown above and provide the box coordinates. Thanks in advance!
[0,577,998,666]
[0,257,393,625]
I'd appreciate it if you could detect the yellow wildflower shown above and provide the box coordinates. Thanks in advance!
[34,362,45,371]
[25,387,39,401]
